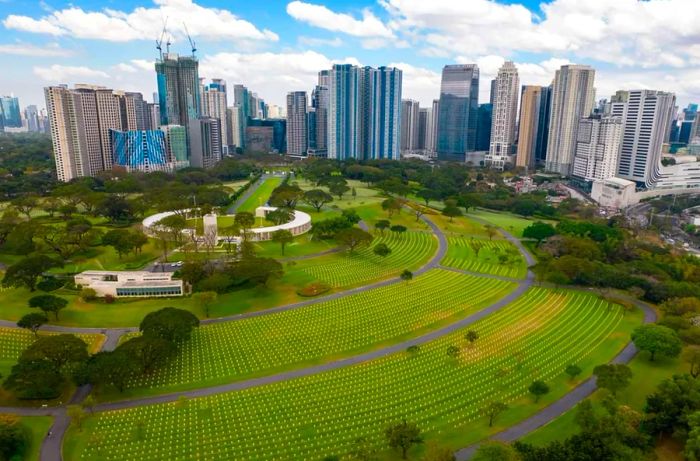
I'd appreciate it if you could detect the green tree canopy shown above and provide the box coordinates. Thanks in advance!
[631,324,682,362]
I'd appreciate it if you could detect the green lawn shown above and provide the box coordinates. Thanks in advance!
[442,236,527,279]
[97,269,515,399]
[66,288,643,460]
[236,177,283,213]
[467,209,556,238]
[20,416,53,461]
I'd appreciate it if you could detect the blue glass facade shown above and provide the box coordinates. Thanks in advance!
[437,65,480,162]
[0,96,22,128]
[111,130,168,170]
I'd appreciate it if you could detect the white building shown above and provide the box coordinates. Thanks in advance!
[75,271,184,297]
[400,99,420,154]
[572,116,623,181]
[617,89,676,188]
[286,91,308,156]
[486,61,519,170]
[591,177,638,209]
[200,79,229,153]
[545,65,596,176]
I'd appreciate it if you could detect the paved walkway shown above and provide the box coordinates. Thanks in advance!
[225,174,267,214]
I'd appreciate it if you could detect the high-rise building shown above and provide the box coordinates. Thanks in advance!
[286,91,308,156]
[516,85,551,169]
[426,100,439,155]
[617,89,676,188]
[400,99,420,153]
[312,85,329,155]
[246,118,286,153]
[486,62,520,169]
[146,103,160,130]
[227,105,245,149]
[475,103,492,152]
[0,96,21,128]
[307,107,317,151]
[545,64,596,175]
[318,70,331,88]
[436,64,479,162]
[159,125,189,168]
[200,79,228,151]
[362,66,402,160]
[417,108,429,151]
[188,117,222,169]
[155,53,200,126]
[115,91,147,131]
[45,85,89,181]
[110,129,171,173]
[24,105,40,132]
[572,115,623,181]
[233,85,250,120]
[328,64,360,160]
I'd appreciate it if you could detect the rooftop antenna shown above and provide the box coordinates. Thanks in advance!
[183,22,196,57]
[156,17,169,60]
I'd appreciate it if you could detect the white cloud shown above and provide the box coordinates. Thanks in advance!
[388,62,440,107]
[33,64,110,81]
[381,0,700,68]
[287,1,394,39]
[3,0,278,43]
[0,42,73,57]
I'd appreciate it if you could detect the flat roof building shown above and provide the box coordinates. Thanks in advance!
[75,271,184,298]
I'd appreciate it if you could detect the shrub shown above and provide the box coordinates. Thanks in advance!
[80,288,98,302]
[36,277,65,292]
[103,294,116,304]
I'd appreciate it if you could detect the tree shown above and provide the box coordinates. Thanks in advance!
[593,364,632,396]
[192,291,218,318]
[401,270,413,283]
[2,255,59,291]
[67,404,87,431]
[228,257,283,287]
[28,294,68,321]
[684,346,700,378]
[391,224,407,236]
[17,313,48,338]
[116,336,176,374]
[12,194,39,220]
[484,224,498,241]
[472,441,520,461]
[266,208,293,225]
[375,219,391,236]
[21,334,88,370]
[442,201,462,222]
[483,401,508,427]
[565,364,582,381]
[86,350,139,392]
[465,330,479,345]
[336,227,374,253]
[139,307,200,343]
[522,222,556,244]
[385,420,423,459]
[382,198,402,217]
[529,380,550,402]
[0,415,28,460]
[423,442,456,461]
[661,297,700,317]
[3,359,64,399]
[349,436,378,461]
[686,411,700,461]
[446,345,460,358]
[328,180,350,200]
[272,229,294,255]
[102,229,134,259]
[418,188,440,206]
[631,324,682,362]
[373,243,392,257]
[643,374,700,438]
[234,211,255,236]
[351,187,357,200]
[303,189,333,212]
[269,184,304,209]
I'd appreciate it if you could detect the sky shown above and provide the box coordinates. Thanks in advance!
[1,0,700,111]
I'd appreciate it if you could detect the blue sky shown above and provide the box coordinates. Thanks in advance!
[1,0,699,110]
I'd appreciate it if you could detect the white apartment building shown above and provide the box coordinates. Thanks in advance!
[486,61,519,170]
[286,91,308,156]
[572,116,623,181]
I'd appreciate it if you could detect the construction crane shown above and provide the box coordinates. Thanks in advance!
[183,22,196,57]
[155,18,169,60]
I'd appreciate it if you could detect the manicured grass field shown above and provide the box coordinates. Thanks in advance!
[467,209,555,238]
[292,231,437,287]
[106,269,515,396]
[68,288,641,460]
[236,177,283,213]
[441,236,527,279]
[19,416,53,461]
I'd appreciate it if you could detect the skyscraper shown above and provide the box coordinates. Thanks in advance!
[436,64,480,162]
[286,91,308,156]
[188,117,222,169]
[201,79,229,151]
[400,99,420,154]
[617,89,676,187]
[486,62,520,169]
[110,129,170,173]
[417,108,429,151]
[475,103,492,152]
[24,105,40,132]
[545,64,596,175]
[328,64,360,160]
[233,85,250,120]
[115,91,147,131]
[226,105,245,150]
[516,85,551,169]
[426,100,439,155]
[155,53,200,126]
[0,96,21,128]
[318,70,331,88]
[363,66,402,160]
[312,85,329,155]
[572,115,623,181]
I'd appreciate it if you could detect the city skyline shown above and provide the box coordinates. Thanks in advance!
[1,0,700,111]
